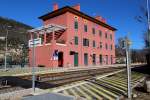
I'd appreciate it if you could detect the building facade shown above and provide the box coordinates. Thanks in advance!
[28,4,116,67]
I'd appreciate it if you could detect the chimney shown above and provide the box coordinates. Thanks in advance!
[72,4,80,11]
[95,16,106,23]
[53,3,58,11]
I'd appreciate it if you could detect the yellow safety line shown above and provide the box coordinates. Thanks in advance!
[75,87,93,100]
[101,78,127,87]
[69,88,79,97]
[62,90,70,95]
[83,84,114,100]
[80,85,103,100]
[94,80,126,94]
[97,79,127,91]
[88,82,119,98]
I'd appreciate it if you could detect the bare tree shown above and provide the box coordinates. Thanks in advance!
[135,2,150,64]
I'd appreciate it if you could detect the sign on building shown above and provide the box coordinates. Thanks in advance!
[53,50,58,60]
[28,38,41,47]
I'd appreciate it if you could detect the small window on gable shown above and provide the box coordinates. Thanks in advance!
[74,16,78,30]
[84,25,88,32]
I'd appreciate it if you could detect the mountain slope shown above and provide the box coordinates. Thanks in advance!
[0,17,33,49]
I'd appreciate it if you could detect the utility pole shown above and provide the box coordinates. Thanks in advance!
[4,25,12,71]
[4,29,8,71]
[125,35,132,99]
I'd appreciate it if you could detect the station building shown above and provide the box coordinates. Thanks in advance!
[28,4,117,67]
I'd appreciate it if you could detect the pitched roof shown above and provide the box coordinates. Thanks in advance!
[39,6,117,31]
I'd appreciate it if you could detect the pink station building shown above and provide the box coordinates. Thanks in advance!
[28,4,117,68]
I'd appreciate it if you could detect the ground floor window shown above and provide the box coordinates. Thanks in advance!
[84,53,88,66]
[106,55,108,64]
[74,52,78,66]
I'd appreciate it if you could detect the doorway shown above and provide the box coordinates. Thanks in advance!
[84,53,88,66]
[111,55,113,64]
[92,54,96,65]
[58,52,63,67]
[99,55,102,65]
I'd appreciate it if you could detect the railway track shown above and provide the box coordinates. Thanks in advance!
[0,66,124,93]
[0,64,146,100]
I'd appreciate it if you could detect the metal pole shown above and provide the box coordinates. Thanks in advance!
[125,37,132,99]
[147,0,150,29]
[32,33,35,93]
[147,0,150,47]
[4,29,8,71]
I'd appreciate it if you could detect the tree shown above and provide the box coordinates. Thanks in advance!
[135,2,150,64]
[0,17,32,64]
[115,38,126,63]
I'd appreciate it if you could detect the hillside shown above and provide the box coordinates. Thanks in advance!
[0,17,33,50]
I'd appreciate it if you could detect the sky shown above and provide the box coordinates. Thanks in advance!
[0,0,147,49]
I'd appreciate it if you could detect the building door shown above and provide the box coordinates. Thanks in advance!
[74,53,78,66]
[106,55,108,64]
[84,53,88,66]
[92,54,96,65]
[99,55,102,64]
[58,52,63,67]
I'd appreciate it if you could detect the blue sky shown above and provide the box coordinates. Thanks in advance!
[0,0,147,49]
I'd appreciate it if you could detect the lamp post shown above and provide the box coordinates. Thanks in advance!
[121,34,132,99]
[125,36,132,99]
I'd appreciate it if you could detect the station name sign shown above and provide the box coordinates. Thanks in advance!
[28,38,41,47]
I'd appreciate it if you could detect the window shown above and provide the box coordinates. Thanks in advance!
[110,44,112,50]
[106,55,108,64]
[105,43,108,50]
[74,36,78,45]
[99,30,102,37]
[105,32,108,39]
[83,38,89,46]
[84,25,88,32]
[84,53,88,65]
[111,55,113,64]
[92,28,95,34]
[100,42,102,49]
[99,55,102,64]
[74,21,78,30]
[93,41,96,48]
[110,34,112,40]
